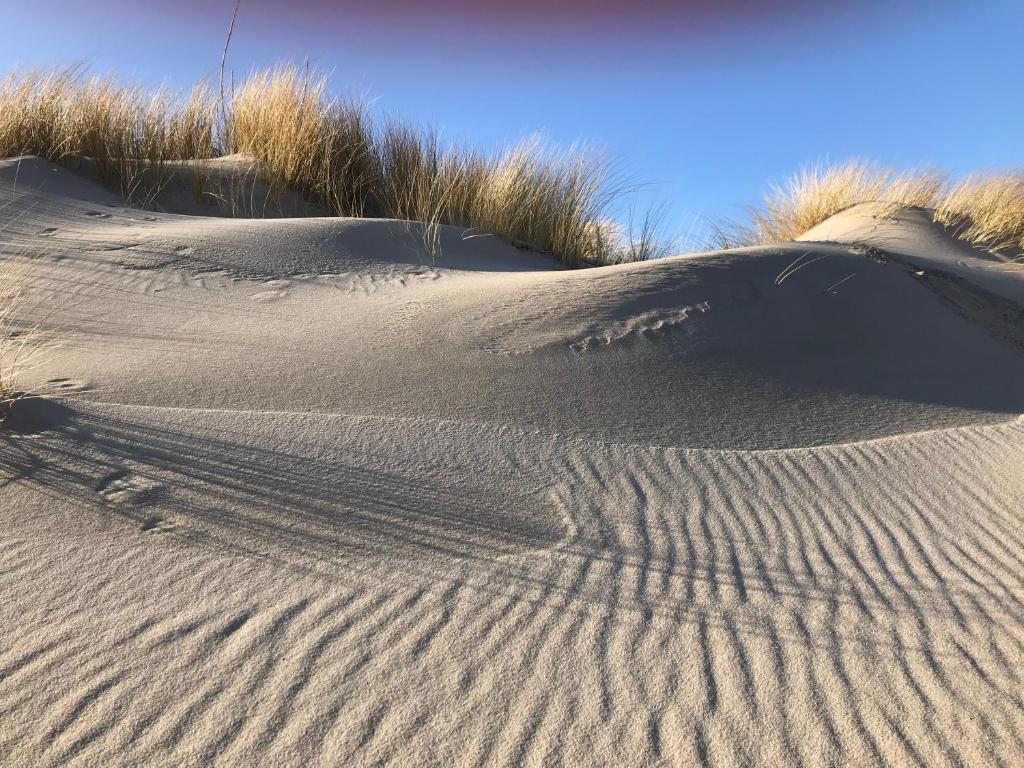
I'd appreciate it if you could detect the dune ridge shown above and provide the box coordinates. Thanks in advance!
[1,156,1023,766]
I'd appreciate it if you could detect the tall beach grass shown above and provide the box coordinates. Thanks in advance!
[222,67,662,265]
[0,66,217,205]
[713,163,945,247]
[717,161,1024,254]
[935,174,1024,253]
[0,64,666,266]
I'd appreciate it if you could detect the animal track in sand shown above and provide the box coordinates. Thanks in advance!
[38,227,58,236]
[45,378,88,393]
[139,515,176,534]
[96,471,161,506]
[570,301,711,351]
[84,210,112,219]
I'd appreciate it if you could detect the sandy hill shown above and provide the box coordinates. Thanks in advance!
[1,156,1022,766]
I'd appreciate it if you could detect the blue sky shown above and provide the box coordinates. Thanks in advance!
[1,1,1021,240]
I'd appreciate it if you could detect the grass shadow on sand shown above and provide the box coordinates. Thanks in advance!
[0,398,568,564]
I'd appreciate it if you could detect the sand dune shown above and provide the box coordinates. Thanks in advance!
[2,158,1023,766]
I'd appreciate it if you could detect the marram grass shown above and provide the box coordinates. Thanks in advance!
[716,161,1024,254]
[0,64,666,267]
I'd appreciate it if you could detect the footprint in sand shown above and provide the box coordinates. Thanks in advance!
[96,471,161,506]
[38,227,58,236]
[45,377,87,393]
[139,515,176,534]
[84,210,112,219]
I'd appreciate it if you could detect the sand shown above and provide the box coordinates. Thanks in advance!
[1,156,1022,766]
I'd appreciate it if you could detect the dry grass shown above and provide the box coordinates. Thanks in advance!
[223,66,374,216]
[221,67,647,266]
[0,264,57,427]
[0,66,217,205]
[934,174,1024,253]
[413,136,624,267]
[0,64,662,266]
[717,161,1024,255]
[0,197,61,426]
[715,162,946,248]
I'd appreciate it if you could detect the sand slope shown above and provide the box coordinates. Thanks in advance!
[1,158,1023,766]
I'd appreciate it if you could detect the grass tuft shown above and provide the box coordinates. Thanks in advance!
[714,162,945,248]
[934,174,1024,253]
[717,161,1024,255]
[0,66,217,205]
[0,265,57,427]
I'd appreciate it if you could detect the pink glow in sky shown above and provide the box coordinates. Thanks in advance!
[74,0,882,48]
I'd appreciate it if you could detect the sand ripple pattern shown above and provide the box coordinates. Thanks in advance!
[1,407,1022,766]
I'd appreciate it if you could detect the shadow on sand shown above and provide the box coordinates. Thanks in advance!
[0,397,567,565]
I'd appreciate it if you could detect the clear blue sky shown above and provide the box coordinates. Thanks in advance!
[1,1,1021,239]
